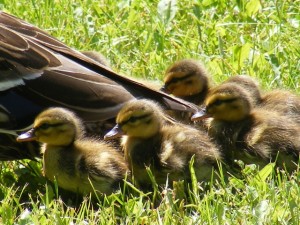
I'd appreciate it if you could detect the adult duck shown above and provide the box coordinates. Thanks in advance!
[0,12,199,160]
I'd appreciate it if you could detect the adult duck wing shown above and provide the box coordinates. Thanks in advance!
[0,11,199,131]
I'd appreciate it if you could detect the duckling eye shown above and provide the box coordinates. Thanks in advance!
[213,99,223,106]
[128,116,138,124]
[211,98,237,107]
[121,113,151,126]
[39,123,51,130]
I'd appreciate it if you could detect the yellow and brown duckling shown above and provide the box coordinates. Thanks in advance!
[162,59,211,105]
[260,90,300,125]
[161,59,212,124]
[17,107,128,195]
[105,99,222,189]
[192,82,300,172]
[225,75,300,124]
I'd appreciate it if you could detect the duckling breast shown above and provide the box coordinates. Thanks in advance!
[43,145,80,192]
[43,139,128,194]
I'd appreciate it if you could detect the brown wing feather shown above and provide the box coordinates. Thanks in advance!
[0,11,200,116]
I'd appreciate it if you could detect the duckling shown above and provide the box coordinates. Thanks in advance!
[0,12,200,161]
[160,59,211,124]
[162,59,211,105]
[192,82,300,172]
[17,107,128,195]
[104,99,222,189]
[225,75,300,124]
[260,90,300,124]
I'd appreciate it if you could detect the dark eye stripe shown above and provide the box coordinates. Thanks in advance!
[165,72,194,87]
[119,114,151,126]
[208,98,238,108]
[36,123,64,130]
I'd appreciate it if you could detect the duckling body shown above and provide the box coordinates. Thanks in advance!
[123,124,220,187]
[17,107,128,195]
[105,99,221,189]
[42,139,126,194]
[261,90,300,124]
[192,83,300,171]
[208,109,300,170]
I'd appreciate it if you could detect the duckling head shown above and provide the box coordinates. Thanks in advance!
[105,99,164,139]
[161,59,209,97]
[17,107,84,146]
[224,75,262,105]
[192,83,253,122]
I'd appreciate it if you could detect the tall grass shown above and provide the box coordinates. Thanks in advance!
[0,0,300,224]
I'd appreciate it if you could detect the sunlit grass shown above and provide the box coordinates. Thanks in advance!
[1,160,300,224]
[0,0,300,223]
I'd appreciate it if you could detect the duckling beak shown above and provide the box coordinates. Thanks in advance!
[16,128,37,142]
[191,108,211,121]
[104,124,124,140]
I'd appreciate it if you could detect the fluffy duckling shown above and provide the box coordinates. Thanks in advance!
[162,59,211,105]
[260,90,300,124]
[105,99,221,189]
[225,75,300,124]
[192,82,300,172]
[161,59,211,124]
[17,107,128,195]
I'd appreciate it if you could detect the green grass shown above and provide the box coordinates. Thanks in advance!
[1,0,300,224]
